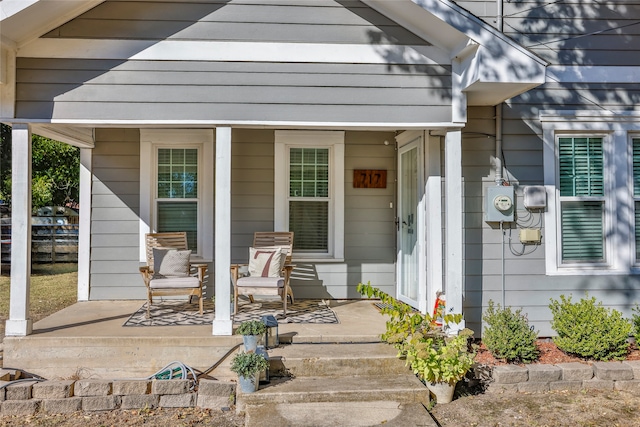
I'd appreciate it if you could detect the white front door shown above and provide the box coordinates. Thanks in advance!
[397,137,424,308]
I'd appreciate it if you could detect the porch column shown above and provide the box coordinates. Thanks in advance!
[212,126,233,336]
[6,124,32,336]
[444,129,465,332]
[77,148,92,301]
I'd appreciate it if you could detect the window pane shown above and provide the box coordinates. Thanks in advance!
[289,148,329,199]
[558,137,603,197]
[157,201,197,251]
[561,201,604,262]
[289,201,328,252]
[157,148,198,199]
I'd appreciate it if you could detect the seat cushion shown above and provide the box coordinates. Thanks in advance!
[248,246,284,278]
[150,276,200,289]
[237,276,284,288]
[153,248,191,278]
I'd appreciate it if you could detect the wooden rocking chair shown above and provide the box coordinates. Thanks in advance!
[231,232,295,316]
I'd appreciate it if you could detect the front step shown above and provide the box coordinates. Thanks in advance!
[238,342,433,427]
[268,343,408,377]
[244,401,436,427]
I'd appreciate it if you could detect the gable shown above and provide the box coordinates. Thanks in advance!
[13,0,454,126]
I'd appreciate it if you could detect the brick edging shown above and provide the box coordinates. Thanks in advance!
[0,378,236,416]
[487,360,640,393]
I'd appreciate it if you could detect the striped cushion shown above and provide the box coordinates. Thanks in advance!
[153,248,191,278]
[248,246,284,278]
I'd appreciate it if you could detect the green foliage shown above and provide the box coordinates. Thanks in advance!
[405,329,475,385]
[0,126,79,210]
[235,320,266,336]
[230,351,268,378]
[357,282,475,385]
[549,294,631,361]
[482,300,539,363]
[631,305,640,346]
[32,135,79,209]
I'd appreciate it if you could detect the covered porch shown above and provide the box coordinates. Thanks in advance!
[2,298,387,380]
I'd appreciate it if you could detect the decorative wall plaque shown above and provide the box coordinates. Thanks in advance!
[353,169,387,188]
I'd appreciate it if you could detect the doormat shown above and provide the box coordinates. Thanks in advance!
[123,298,339,327]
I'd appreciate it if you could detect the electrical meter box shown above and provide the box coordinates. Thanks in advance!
[485,186,515,222]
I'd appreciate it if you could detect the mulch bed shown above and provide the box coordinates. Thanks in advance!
[474,339,640,366]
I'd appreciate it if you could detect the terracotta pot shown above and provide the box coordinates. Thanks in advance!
[427,381,456,404]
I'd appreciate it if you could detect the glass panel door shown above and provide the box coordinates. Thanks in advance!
[397,143,420,305]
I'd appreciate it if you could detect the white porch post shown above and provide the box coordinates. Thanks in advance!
[77,148,92,301]
[6,124,33,336]
[212,126,233,336]
[444,129,465,331]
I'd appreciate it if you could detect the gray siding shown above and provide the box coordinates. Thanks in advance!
[456,0,640,66]
[90,128,144,300]
[229,130,396,299]
[15,0,452,124]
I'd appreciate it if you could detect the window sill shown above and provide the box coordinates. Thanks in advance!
[546,267,640,276]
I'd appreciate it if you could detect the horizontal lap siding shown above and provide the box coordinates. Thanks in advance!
[229,130,396,299]
[16,0,452,123]
[90,128,145,300]
[457,1,640,66]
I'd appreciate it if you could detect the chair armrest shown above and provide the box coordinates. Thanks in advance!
[191,263,207,282]
[139,266,152,287]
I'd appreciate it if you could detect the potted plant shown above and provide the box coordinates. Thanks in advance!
[236,320,267,352]
[230,351,269,393]
[404,328,475,404]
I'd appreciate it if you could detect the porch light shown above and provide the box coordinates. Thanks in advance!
[261,314,279,349]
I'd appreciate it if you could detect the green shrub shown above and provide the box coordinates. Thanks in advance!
[632,305,640,346]
[235,320,266,336]
[549,294,631,361]
[482,300,539,363]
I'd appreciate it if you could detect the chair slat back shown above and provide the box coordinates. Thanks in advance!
[145,232,189,272]
[253,232,294,264]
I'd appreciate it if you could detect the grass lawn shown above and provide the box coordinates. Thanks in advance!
[0,263,78,339]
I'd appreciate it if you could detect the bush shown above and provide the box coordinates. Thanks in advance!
[235,320,266,336]
[632,305,640,347]
[482,300,539,363]
[549,294,631,361]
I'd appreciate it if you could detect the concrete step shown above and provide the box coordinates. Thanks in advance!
[244,401,437,427]
[268,343,408,377]
[237,374,429,410]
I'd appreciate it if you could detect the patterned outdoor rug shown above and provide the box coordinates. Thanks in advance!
[123,298,339,327]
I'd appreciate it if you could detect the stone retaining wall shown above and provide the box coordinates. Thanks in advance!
[489,361,640,393]
[0,377,235,416]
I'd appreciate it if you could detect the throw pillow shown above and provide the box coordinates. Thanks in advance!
[248,246,284,278]
[153,248,191,278]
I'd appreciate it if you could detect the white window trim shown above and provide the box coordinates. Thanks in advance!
[274,130,344,262]
[139,129,214,262]
[541,111,640,275]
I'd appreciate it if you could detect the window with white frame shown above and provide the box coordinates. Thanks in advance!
[140,129,214,260]
[542,113,640,274]
[557,136,605,264]
[156,148,198,251]
[275,131,344,260]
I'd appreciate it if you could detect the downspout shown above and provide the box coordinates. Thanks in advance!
[495,0,504,186]
[496,0,506,309]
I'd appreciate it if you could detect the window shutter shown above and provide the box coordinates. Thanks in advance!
[561,201,604,262]
[558,137,603,197]
[633,139,640,260]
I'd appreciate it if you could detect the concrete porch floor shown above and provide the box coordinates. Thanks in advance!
[3,299,387,381]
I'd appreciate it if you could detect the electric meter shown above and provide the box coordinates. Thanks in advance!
[485,186,515,222]
[493,195,513,212]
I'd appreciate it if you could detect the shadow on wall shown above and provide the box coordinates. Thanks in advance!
[290,263,332,299]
